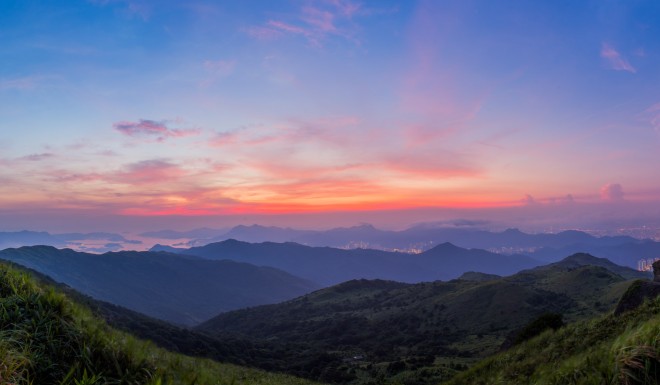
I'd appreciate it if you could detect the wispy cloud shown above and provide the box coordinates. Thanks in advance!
[17,153,55,162]
[113,119,201,141]
[301,6,337,33]
[327,0,362,18]
[0,75,50,91]
[600,183,625,201]
[245,0,364,47]
[600,43,636,73]
[111,159,186,185]
[644,102,660,133]
[203,60,236,77]
[88,0,151,20]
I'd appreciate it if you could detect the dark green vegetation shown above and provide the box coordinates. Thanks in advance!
[196,253,645,384]
[614,278,660,315]
[508,312,565,347]
[163,239,540,285]
[445,296,660,385]
[0,245,318,325]
[0,261,322,385]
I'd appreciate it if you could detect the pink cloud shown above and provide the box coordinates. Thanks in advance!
[49,160,186,186]
[112,159,186,185]
[209,130,243,147]
[246,1,365,47]
[302,7,336,32]
[600,183,625,201]
[328,0,361,18]
[54,172,104,183]
[113,119,200,141]
[17,153,55,162]
[268,20,310,35]
[600,43,636,73]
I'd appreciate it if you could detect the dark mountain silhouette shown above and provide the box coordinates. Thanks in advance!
[150,244,186,253]
[196,253,640,385]
[0,245,318,326]
[529,240,660,268]
[161,239,541,285]
[457,271,501,282]
[614,260,660,315]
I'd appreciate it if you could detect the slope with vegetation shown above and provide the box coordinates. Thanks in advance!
[444,294,660,385]
[0,261,322,385]
[197,253,644,384]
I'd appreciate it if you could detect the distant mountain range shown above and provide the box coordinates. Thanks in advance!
[152,240,542,285]
[0,230,142,252]
[143,224,656,268]
[0,246,317,325]
[195,253,648,384]
[3,225,656,269]
[186,224,643,251]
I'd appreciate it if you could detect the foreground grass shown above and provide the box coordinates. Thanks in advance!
[0,262,322,385]
[444,288,660,385]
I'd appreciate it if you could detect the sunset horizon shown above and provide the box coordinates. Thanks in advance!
[2,1,660,233]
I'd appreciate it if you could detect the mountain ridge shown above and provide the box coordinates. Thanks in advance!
[163,239,541,285]
[0,245,318,325]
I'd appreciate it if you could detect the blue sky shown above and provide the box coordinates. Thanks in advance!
[1,0,659,232]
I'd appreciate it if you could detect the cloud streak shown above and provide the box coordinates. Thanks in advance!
[245,0,363,47]
[600,43,636,73]
[113,119,200,141]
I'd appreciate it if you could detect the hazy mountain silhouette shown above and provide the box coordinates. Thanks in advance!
[0,245,318,325]
[139,227,228,240]
[528,240,660,268]
[159,240,541,285]
[0,230,141,251]
[180,224,647,261]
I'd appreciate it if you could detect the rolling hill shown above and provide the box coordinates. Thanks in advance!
[0,245,318,325]
[196,253,644,384]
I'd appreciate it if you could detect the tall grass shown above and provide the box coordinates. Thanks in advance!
[0,263,322,385]
[443,294,660,385]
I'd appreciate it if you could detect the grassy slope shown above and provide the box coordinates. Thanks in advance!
[444,294,660,385]
[0,262,322,385]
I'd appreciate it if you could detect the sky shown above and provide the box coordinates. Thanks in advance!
[1,0,660,233]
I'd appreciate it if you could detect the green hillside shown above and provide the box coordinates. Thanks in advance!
[197,253,642,384]
[0,261,322,385]
[444,293,660,385]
